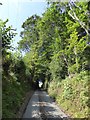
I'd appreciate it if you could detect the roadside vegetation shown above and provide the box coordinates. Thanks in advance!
[1,19,33,118]
[48,71,89,118]
[1,1,90,118]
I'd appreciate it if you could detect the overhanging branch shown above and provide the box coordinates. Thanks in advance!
[68,2,89,35]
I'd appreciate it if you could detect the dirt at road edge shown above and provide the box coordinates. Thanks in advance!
[16,90,35,118]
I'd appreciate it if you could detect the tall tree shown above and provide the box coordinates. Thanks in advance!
[19,15,41,52]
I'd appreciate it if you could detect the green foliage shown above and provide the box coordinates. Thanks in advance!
[48,72,89,118]
[0,19,16,53]
[8,1,89,118]
[18,15,41,52]
[2,20,32,118]
[3,74,31,118]
[48,81,58,99]
[63,82,73,100]
[50,52,67,80]
[2,53,32,118]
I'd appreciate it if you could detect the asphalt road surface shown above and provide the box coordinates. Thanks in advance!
[23,90,69,120]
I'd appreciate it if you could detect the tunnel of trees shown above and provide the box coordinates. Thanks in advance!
[1,1,90,118]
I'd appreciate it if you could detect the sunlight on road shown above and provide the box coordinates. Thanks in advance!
[23,90,68,119]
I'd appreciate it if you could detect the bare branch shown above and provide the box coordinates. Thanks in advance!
[68,2,89,35]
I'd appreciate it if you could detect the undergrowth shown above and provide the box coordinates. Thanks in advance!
[48,71,90,118]
[2,72,31,118]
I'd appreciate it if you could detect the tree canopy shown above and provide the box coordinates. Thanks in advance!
[2,1,90,118]
[18,1,89,84]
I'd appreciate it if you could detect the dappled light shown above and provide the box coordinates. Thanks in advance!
[1,1,90,119]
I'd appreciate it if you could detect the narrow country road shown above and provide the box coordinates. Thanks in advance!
[22,90,69,120]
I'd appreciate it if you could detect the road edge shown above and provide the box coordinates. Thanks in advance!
[16,90,35,118]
